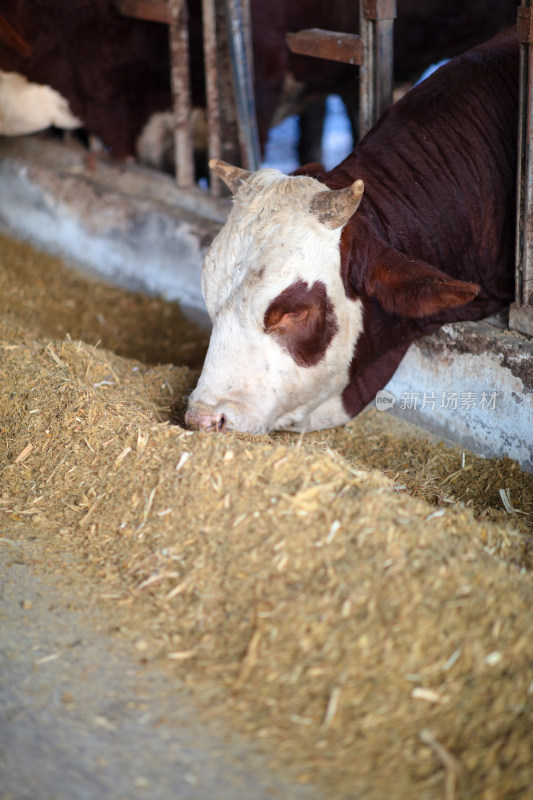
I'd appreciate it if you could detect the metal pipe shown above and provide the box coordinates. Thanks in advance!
[223,0,260,171]
[359,0,396,140]
[511,1,533,335]
[168,0,195,188]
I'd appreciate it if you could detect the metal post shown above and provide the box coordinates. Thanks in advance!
[359,0,396,140]
[211,0,242,172]
[224,0,260,171]
[511,1,533,337]
[202,0,223,195]
[168,0,195,188]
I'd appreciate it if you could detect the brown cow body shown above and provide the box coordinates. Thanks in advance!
[185,29,518,434]
[312,28,518,417]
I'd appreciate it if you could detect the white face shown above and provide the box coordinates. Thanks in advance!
[186,169,364,434]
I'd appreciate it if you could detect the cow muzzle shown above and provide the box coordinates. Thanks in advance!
[184,401,233,432]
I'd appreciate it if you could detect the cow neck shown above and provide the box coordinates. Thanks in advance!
[341,217,436,399]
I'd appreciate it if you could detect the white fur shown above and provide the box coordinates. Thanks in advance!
[188,168,363,434]
[135,108,208,172]
[0,71,82,136]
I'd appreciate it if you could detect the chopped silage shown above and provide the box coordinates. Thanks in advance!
[0,233,209,369]
[1,235,533,799]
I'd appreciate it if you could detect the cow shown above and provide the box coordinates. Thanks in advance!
[184,29,518,434]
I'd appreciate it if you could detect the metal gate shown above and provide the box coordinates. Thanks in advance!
[116,0,533,338]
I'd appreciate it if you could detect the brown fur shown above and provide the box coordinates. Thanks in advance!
[298,29,518,418]
[264,280,338,368]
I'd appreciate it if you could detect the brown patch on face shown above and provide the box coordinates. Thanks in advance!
[263,280,338,367]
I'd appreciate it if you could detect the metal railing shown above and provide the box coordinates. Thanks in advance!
[512,0,533,336]
[116,0,532,337]
[117,0,396,189]
[117,0,258,194]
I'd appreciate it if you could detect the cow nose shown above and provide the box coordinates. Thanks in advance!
[184,403,228,432]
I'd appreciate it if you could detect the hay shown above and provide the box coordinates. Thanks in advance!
[295,411,533,544]
[0,233,209,369]
[1,235,532,799]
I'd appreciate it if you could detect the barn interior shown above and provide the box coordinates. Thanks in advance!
[1,2,532,800]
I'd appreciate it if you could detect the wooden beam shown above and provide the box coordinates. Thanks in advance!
[286,28,363,66]
[115,0,170,24]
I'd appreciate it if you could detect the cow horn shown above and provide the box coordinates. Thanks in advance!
[209,158,251,194]
[309,179,364,229]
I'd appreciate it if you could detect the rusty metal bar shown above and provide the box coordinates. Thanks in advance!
[518,3,533,44]
[511,2,533,336]
[224,0,260,171]
[361,0,396,20]
[202,0,223,195]
[167,0,195,188]
[115,0,170,23]
[286,29,364,66]
[359,0,396,139]
[212,0,241,169]
[241,0,253,69]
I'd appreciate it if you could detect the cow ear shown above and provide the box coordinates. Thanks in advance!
[365,246,480,317]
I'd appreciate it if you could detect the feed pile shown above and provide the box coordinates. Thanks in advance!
[1,235,532,799]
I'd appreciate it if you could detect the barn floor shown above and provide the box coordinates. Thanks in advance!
[0,541,319,800]
[1,234,533,799]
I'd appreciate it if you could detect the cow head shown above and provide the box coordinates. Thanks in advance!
[185,160,479,434]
